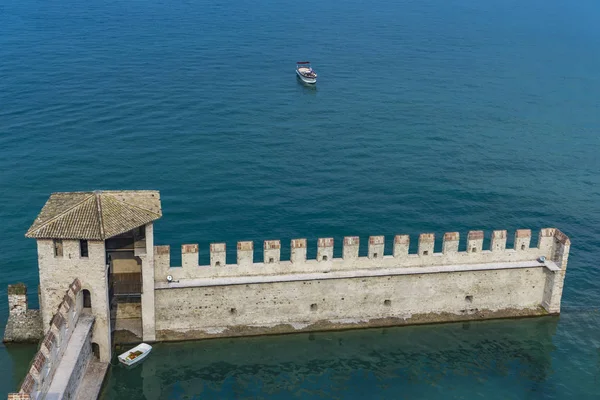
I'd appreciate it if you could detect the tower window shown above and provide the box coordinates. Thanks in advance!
[80,240,89,258]
[53,239,63,257]
[83,289,91,309]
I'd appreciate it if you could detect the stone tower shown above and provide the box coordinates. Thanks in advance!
[25,190,162,361]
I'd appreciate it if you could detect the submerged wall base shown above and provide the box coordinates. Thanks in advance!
[156,306,550,342]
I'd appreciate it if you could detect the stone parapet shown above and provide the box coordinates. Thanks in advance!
[153,229,570,286]
[7,394,30,400]
[8,279,85,398]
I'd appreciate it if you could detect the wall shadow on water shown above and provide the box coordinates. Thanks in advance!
[2,343,37,393]
[100,317,559,400]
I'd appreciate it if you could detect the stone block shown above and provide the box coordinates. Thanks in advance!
[538,228,556,253]
[237,241,254,266]
[155,245,170,255]
[21,373,35,394]
[554,229,570,245]
[8,393,32,400]
[442,232,459,254]
[210,243,226,267]
[343,237,359,260]
[40,331,56,357]
[51,313,65,330]
[31,352,46,375]
[467,231,484,254]
[418,233,434,256]
[368,236,384,259]
[317,238,333,262]
[491,230,507,251]
[264,240,281,264]
[69,278,82,294]
[154,245,171,271]
[393,235,409,258]
[515,229,531,251]
[290,239,307,263]
[181,244,199,268]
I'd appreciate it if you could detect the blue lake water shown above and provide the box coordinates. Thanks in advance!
[1,0,600,397]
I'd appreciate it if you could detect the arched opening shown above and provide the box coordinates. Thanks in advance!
[92,342,100,360]
[83,289,91,309]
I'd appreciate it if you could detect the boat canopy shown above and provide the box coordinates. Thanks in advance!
[297,61,311,64]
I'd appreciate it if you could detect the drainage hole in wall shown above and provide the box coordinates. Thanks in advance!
[310,303,318,311]
[471,248,476,253]
[230,308,237,315]
[423,250,428,256]
[373,253,378,258]
[322,256,328,261]
[269,257,274,263]
[215,261,221,267]
[465,295,473,303]
[521,244,526,250]
[384,300,391,306]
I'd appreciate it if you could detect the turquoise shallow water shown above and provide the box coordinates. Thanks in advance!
[1,0,600,397]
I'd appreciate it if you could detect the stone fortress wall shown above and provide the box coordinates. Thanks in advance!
[150,228,569,341]
[5,190,573,398]
[8,279,98,400]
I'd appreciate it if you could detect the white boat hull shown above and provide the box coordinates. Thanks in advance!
[118,343,152,367]
[296,69,316,84]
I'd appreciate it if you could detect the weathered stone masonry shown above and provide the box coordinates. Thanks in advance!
[3,284,42,343]
[151,227,570,341]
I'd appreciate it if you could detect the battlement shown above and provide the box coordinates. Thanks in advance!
[10,279,90,399]
[153,228,570,282]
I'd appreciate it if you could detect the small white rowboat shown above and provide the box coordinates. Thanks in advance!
[118,343,152,367]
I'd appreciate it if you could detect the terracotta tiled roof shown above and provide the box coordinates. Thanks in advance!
[25,191,162,240]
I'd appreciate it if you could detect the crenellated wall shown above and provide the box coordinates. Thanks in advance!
[152,228,570,341]
[8,279,92,400]
[153,228,565,280]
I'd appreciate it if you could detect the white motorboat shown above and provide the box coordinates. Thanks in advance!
[296,61,317,84]
[118,343,152,367]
